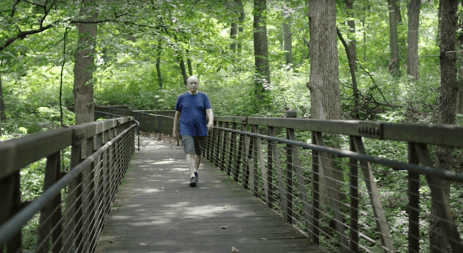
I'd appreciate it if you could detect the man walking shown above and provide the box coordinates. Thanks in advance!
[173,76,214,187]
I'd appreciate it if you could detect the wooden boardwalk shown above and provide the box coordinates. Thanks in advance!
[95,136,326,253]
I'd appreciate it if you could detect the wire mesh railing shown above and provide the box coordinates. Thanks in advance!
[0,116,137,253]
[204,112,463,253]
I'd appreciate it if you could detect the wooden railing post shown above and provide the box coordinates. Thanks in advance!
[0,171,21,253]
[349,136,359,253]
[229,122,237,176]
[220,122,229,171]
[311,132,320,245]
[285,111,296,224]
[266,126,275,209]
[408,143,420,253]
[234,118,247,182]
[413,143,463,252]
[37,152,63,253]
[213,121,221,167]
[351,136,394,253]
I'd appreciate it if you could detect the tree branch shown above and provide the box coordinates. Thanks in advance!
[21,0,46,8]
[11,0,21,18]
[357,61,391,105]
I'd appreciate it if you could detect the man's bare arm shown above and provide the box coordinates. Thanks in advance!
[173,110,181,138]
[206,109,214,131]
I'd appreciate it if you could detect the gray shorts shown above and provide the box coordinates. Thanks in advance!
[181,135,206,156]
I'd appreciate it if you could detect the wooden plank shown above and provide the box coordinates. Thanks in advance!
[348,137,359,253]
[268,127,288,223]
[351,136,395,253]
[0,128,73,179]
[214,116,246,123]
[314,132,349,253]
[413,143,463,252]
[95,138,324,253]
[407,143,420,253]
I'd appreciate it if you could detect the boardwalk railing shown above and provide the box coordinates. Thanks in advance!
[205,112,463,253]
[0,117,137,253]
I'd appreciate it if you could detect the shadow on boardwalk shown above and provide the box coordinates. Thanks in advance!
[95,136,326,253]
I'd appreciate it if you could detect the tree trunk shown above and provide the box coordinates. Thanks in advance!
[0,74,6,120]
[187,49,193,76]
[237,0,245,54]
[179,57,187,86]
[394,0,403,23]
[253,0,270,94]
[230,21,237,52]
[74,7,97,125]
[388,0,400,76]
[456,1,463,114]
[307,0,342,216]
[283,14,292,65]
[345,0,356,69]
[156,42,163,90]
[407,0,420,79]
[431,1,459,252]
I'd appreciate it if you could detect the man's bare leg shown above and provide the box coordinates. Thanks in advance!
[186,154,196,178]
[194,154,201,172]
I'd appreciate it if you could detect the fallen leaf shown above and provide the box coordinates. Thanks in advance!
[221,226,227,229]
[109,240,114,244]
[262,237,267,240]
[139,242,146,246]
[231,246,240,253]
[239,230,242,233]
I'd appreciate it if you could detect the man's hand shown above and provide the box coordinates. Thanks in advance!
[207,122,213,131]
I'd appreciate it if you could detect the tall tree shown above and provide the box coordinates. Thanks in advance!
[253,0,271,93]
[156,40,163,89]
[74,2,98,125]
[237,0,245,54]
[230,15,238,52]
[283,9,292,65]
[307,2,346,251]
[407,0,420,79]
[388,0,400,76]
[432,0,460,252]
[456,1,463,114]
[0,74,5,120]
[345,0,356,69]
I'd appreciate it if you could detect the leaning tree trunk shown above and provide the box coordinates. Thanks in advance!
[74,9,97,125]
[407,0,420,79]
[388,0,400,76]
[431,1,459,252]
[253,0,270,95]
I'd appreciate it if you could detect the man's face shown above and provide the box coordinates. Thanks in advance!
[187,79,198,92]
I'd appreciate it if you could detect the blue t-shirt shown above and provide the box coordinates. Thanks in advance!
[175,91,212,137]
